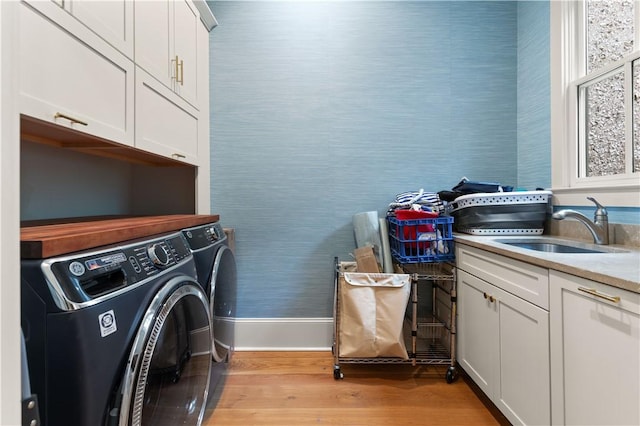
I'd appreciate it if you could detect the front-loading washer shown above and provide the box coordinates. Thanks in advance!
[181,222,237,397]
[21,231,213,426]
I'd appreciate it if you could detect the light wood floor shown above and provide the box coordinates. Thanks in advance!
[203,351,502,425]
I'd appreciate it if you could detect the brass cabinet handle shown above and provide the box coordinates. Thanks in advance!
[173,56,184,85]
[578,287,621,303]
[54,112,87,126]
[483,292,495,303]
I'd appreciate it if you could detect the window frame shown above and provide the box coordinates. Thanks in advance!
[550,0,640,208]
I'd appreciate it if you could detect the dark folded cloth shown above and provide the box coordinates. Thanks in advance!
[437,190,462,202]
[452,177,513,194]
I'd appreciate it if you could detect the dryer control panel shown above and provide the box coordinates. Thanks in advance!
[42,232,194,308]
[182,222,226,250]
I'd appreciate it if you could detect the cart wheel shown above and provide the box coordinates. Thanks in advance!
[333,366,344,380]
[446,366,457,384]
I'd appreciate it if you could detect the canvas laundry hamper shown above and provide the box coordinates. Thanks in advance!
[338,267,411,359]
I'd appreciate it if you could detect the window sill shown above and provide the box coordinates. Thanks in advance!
[551,184,640,208]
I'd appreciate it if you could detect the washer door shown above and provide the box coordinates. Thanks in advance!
[118,278,212,426]
[210,245,237,363]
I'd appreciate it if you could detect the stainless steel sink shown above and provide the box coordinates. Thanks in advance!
[499,241,604,253]
[492,238,628,254]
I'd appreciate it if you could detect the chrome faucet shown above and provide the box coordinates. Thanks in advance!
[552,197,609,245]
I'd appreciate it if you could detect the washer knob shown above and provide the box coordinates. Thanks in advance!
[148,243,170,267]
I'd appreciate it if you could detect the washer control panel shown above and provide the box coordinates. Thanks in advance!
[147,243,170,267]
[46,232,193,304]
[182,222,226,250]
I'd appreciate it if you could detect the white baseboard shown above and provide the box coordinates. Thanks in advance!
[232,317,334,351]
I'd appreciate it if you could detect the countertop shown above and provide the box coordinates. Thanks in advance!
[21,214,220,258]
[454,233,640,294]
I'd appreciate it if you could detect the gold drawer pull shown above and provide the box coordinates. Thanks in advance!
[578,287,621,303]
[483,292,495,303]
[54,112,87,126]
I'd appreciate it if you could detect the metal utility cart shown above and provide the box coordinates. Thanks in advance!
[332,258,457,383]
[399,261,457,383]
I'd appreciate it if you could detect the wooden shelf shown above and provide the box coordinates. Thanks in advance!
[21,214,220,258]
[21,115,191,167]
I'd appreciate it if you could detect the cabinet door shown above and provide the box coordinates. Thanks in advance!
[19,1,134,146]
[67,0,134,59]
[134,0,172,88]
[550,271,640,426]
[457,269,497,397]
[172,0,199,107]
[135,67,199,165]
[493,279,550,426]
[135,0,199,109]
[458,269,550,426]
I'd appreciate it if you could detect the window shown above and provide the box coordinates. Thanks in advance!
[551,0,640,207]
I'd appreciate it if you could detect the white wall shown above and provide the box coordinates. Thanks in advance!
[1,1,22,423]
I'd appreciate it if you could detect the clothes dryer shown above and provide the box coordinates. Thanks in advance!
[21,231,213,426]
[181,222,237,396]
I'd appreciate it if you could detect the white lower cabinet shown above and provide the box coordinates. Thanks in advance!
[550,271,640,426]
[18,1,134,146]
[457,245,550,426]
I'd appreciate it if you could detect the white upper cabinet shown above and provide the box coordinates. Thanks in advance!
[134,0,171,85]
[19,1,135,147]
[172,0,199,106]
[18,0,212,185]
[135,66,199,165]
[31,0,134,59]
[133,0,204,165]
[135,0,200,109]
[65,0,134,59]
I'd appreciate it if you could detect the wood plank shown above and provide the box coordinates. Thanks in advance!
[20,214,219,258]
[203,351,504,426]
[21,114,186,167]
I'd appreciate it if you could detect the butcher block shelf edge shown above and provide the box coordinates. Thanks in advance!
[21,215,220,259]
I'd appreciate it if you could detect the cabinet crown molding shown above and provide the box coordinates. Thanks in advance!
[192,0,218,31]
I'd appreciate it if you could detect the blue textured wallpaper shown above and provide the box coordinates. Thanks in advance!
[209,1,518,318]
[517,0,551,190]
